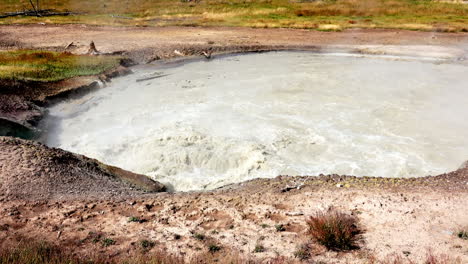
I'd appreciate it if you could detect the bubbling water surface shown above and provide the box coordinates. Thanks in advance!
[44,52,468,191]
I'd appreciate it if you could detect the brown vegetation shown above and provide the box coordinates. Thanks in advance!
[0,0,467,31]
[306,210,362,251]
[295,0,468,17]
[0,241,185,264]
[0,241,297,264]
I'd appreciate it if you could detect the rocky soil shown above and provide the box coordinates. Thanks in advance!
[0,134,467,263]
[0,164,467,263]
[0,137,165,201]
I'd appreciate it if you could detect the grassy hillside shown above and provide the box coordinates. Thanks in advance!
[0,50,120,82]
[0,0,467,31]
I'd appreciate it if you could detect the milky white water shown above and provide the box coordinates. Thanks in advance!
[44,52,468,191]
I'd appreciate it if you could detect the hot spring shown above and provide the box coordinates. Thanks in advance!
[43,52,468,191]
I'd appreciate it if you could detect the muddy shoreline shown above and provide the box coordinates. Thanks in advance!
[1,25,467,138]
[3,44,466,140]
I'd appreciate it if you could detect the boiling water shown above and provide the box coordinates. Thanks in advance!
[44,52,468,191]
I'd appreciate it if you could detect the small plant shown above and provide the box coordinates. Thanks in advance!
[457,230,468,240]
[275,224,286,232]
[253,244,265,253]
[140,239,155,250]
[193,233,205,241]
[88,232,103,244]
[260,224,269,228]
[208,244,221,252]
[128,216,142,223]
[306,210,361,251]
[293,243,311,260]
[102,238,115,247]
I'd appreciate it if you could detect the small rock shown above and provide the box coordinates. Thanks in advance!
[174,50,185,56]
[285,211,304,216]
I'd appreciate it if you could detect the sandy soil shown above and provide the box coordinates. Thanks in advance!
[0,25,468,263]
[1,163,467,263]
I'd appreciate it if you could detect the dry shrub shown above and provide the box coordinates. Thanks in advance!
[306,210,361,251]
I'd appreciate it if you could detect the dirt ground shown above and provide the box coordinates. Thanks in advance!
[1,25,468,263]
[1,25,468,62]
[1,165,467,263]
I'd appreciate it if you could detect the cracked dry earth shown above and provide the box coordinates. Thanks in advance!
[1,135,468,263]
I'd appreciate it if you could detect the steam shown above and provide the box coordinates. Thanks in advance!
[43,52,468,191]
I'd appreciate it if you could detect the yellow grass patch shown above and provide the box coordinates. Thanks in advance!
[318,24,343,31]
[400,23,434,30]
[0,0,467,31]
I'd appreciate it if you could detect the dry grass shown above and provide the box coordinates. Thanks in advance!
[295,0,467,17]
[380,251,461,264]
[0,242,114,264]
[0,240,298,264]
[424,252,452,264]
[306,210,361,251]
[0,50,121,82]
[0,0,467,31]
[0,241,225,264]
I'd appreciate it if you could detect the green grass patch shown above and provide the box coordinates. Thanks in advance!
[0,50,121,82]
[193,233,205,241]
[253,244,265,253]
[101,238,116,247]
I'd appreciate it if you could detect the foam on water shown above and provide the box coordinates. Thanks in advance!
[44,52,468,191]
